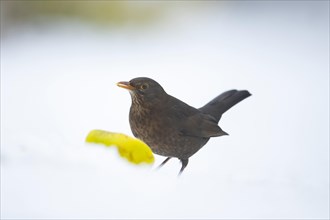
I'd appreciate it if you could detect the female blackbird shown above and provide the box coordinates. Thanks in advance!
[117,77,251,174]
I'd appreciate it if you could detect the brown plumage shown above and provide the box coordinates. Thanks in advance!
[117,77,251,174]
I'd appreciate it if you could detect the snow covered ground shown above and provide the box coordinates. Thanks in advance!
[1,2,329,219]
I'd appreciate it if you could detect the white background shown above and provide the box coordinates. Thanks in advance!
[1,2,329,219]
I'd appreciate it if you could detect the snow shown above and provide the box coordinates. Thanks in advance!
[1,2,329,219]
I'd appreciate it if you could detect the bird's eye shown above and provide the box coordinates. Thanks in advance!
[140,84,148,90]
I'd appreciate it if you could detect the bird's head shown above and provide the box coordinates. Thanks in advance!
[117,77,167,105]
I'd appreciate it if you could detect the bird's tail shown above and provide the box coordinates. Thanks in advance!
[199,90,251,122]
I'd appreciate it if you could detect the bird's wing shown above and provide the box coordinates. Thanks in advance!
[180,113,228,138]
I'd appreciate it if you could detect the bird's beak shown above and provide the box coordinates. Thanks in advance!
[117,81,135,90]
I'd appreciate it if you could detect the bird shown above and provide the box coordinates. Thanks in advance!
[117,77,251,175]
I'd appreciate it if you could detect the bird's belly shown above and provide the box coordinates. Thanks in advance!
[148,135,209,159]
[130,117,209,158]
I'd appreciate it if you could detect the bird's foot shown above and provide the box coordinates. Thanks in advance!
[178,159,189,176]
[156,157,171,170]
[156,157,189,176]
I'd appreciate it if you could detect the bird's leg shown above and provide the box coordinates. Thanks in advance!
[178,159,189,176]
[157,157,171,169]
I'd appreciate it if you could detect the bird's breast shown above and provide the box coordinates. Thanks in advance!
[129,106,168,144]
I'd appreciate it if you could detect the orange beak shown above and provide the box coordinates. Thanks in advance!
[117,81,135,90]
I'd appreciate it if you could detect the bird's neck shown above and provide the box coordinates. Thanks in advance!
[130,95,168,114]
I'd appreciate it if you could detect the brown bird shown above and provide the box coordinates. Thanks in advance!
[117,77,251,174]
